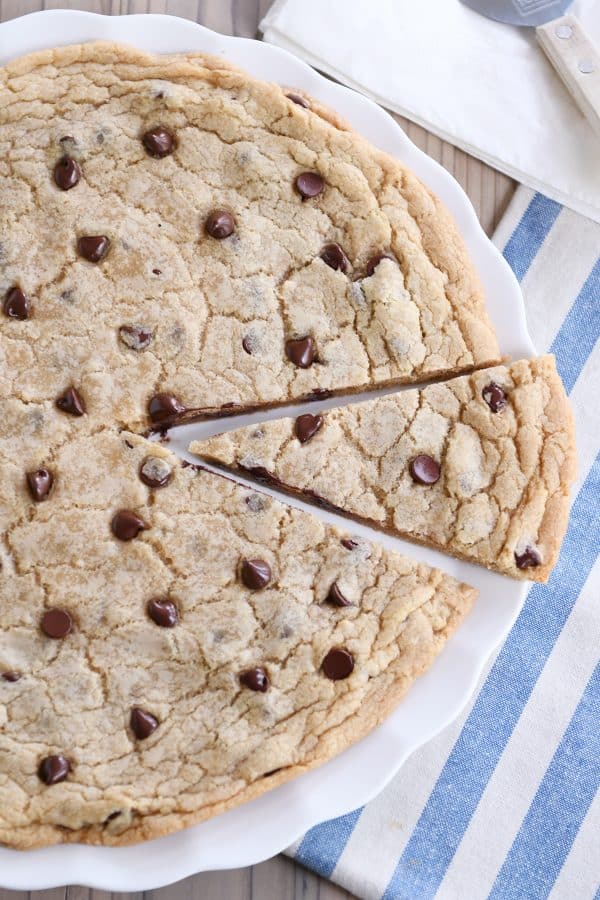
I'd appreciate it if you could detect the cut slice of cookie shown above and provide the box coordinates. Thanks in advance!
[0,430,475,849]
[1,41,499,433]
[192,356,576,582]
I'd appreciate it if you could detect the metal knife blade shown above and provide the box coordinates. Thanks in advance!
[460,0,572,28]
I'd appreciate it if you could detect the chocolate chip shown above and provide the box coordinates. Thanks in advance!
[152,268,162,275]
[1,671,21,683]
[205,209,236,239]
[295,413,323,444]
[38,755,70,785]
[295,172,324,199]
[130,707,159,740]
[341,538,359,550]
[242,335,254,355]
[514,546,542,570]
[41,608,72,639]
[142,126,176,158]
[482,382,508,413]
[77,235,109,263]
[240,667,269,692]
[139,456,173,488]
[326,582,351,607]
[119,324,153,351]
[245,493,267,513]
[148,393,186,425]
[285,336,315,368]
[322,647,354,680]
[286,92,311,108]
[111,510,148,541]
[56,386,86,417]
[320,243,348,272]
[240,558,272,590]
[409,455,441,485]
[147,598,178,628]
[54,156,81,190]
[242,465,283,488]
[366,253,394,277]
[4,287,30,320]
[26,468,53,502]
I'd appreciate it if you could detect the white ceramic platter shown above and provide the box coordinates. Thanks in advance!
[0,11,536,891]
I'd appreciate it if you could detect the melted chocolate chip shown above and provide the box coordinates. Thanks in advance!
[322,647,354,680]
[320,243,349,272]
[482,382,508,413]
[26,468,53,502]
[77,235,109,263]
[242,466,283,488]
[4,287,30,320]
[142,126,176,158]
[205,209,236,239]
[54,156,81,190]
[240,558,272,590]
[295,172,324,199]
[295,413,323,444]
[38,755,70,785]
[111,510,148,541]
[366,253,394,277]
[514,546,542,570]
[285,336,315,368]
[409,455,441,485]
[41,608,72,639]
[148,393,186,425]
[147,597,179,628]
[56,387,86,417]
[130,707,159,740]
[341,538,359,551]
[326,582,351,607]
[239,667,270,692]
[1,671,21,683]
[139,456,173,488]
[119,324,153,351]
[307,388,333,401]
[286,92,311,108]
[245,493,267,513]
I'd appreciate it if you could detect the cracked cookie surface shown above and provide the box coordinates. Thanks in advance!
[193,356,576,582]
[0,41,499,431]
[0,432,475,849]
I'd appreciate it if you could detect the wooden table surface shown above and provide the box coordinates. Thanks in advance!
[0,1,516,898]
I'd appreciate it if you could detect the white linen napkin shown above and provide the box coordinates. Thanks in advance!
[261,0,600,223]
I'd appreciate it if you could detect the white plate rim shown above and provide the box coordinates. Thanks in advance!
[0,10,534,891]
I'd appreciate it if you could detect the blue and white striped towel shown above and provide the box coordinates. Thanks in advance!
[285,187,600,900]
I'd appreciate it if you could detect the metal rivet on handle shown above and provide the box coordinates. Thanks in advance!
[578,59,595,74]
[555,24,572,39]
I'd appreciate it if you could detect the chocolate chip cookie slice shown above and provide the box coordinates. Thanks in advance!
[0,41,499,433]
[0,431,476,849]
[192,356,576,582]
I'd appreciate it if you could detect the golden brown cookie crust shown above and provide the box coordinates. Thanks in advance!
[193,356,576,582]
[0,433,475,849]
[0,40,499,849]
[0,41,500,434]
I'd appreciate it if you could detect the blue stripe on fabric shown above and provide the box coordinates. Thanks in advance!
[550,258,600,394]
[381,454,600,900]
[294,807,363,878]
[489,661,600,900]
[502,193,562,281]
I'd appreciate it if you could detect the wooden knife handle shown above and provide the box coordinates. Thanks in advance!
[536,15,600,139]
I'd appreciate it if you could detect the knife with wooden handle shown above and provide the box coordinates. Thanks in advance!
[460,0,600,139]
